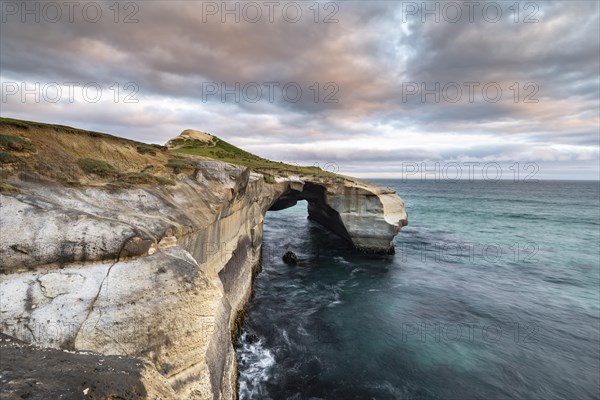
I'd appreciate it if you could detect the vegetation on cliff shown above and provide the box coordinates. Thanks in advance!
[0,117,343,187]
[173,134,338,179]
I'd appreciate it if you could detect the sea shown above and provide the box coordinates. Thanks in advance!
[236,179,600,400]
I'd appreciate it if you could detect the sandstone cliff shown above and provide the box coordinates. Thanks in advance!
[0,118,407,399]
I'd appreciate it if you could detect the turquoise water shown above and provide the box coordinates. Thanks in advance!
[237,180,600,399]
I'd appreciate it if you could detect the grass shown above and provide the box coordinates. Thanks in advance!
[78,160,174,186]
[0,151,17,164]
[136,145,157,156]
[1,117,346,184]
[116,172,174,186]
[174,136,340,179]
[0,182,19,194]
[0,118,30,129]
[166,158,193,174]
[263,174,276,184]
[136,144,166,155]
[1,117,109,138]
[0,134,36,152]
[77,158,116,177]
[170,137,215,148]
[0,117,156,148]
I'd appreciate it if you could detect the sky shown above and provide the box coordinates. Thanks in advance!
[1,0,599,179]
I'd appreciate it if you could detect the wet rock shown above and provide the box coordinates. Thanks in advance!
[244,334,259,344]
[282,251,298,265]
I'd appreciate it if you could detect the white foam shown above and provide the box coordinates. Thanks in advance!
[334,256,351,265]
[238,332,276,400]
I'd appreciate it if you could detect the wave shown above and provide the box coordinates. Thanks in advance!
[334,256,351,265]
[238,332,276,400]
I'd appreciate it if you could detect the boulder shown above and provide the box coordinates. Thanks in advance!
[282,251,299,265]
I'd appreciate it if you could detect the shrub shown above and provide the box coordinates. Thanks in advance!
[117,172,155,185]
[166,158,192,174]
[155,176,175,186]
[136,145,157,156]
[169,138,186,146]
[0,151,17,164]
[0,182,19,193]
[0,135,35,152]
[182,138,213,148]
[263,174,276,184]
[77,158,116,177]
[117,172,174,186]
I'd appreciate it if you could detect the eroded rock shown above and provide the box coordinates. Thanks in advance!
[0,152,407,399]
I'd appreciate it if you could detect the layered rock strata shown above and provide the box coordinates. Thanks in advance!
[0,128,407,399]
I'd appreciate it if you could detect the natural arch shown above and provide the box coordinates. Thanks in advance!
[269,181,352,245]
[266,177,411,255]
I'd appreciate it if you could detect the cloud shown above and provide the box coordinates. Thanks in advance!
[0,0,598,179]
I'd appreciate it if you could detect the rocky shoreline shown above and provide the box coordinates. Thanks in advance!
[0,120,407,399]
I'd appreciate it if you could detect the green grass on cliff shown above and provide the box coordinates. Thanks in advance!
[77,158,116,177]
[0,117,342,181]
[0,134,36,151]
[0,117,157,148]
[1,117,107,137]
[174,136,339,179]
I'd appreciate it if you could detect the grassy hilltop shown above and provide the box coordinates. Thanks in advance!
[0,117,341,192]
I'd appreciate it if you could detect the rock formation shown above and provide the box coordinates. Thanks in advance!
[270,178,408,254]
[0,119,407,399]
[282,251,299,265]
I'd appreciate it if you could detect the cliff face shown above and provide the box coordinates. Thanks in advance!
[0,120,407,399]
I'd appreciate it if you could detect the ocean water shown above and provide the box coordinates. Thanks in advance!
[236,180,600,400]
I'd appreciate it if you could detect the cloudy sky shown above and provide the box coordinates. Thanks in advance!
[1,1,598,179]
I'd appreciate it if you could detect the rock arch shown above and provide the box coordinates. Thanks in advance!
[269,178,408,254]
